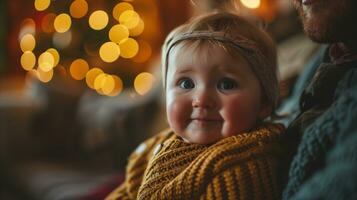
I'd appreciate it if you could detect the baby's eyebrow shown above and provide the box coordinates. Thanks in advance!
[175,68,193,74]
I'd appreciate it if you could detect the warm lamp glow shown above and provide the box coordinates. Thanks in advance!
[70,59,89,80]
[99,42,120,63]
[21,51,36,71]
[119,10,140,29]
[20,34,36,52]
[86,68,104,89]
[89,10,109,30]
[109,24,129,43]
[119,38,139,59]
[241,0,261,9]
[113,2,134,21]
[54,13,72,33]
[134,72,154,95]
[70,0,88,19]
[34,0,50,11]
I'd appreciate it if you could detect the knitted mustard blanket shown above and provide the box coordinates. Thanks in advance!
[106,123,285,200]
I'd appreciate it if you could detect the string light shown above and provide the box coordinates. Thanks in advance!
[119,38,139,58]
[240,0,261,9]
[89,10,109,30]
[21,0,150,96]
[134,72,155,95]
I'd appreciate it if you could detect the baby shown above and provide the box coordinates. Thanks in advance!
[106,12,286,200]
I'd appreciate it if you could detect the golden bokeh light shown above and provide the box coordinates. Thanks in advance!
[93,73,106,90]
[70,58,89,80]
[129,19,144,37]
[86,68,104,89]
[119,10,140,29]
[37,67,54,83]
[20,34,36,52]
[119,38,139,59]
[20,51,36,71]
[38,52,55,72]
[109,24,129,43]
[94,74,115,95]
[70,0,88,19]
[99,42,120,63]
[241,0,261,9]
[53,31,72,49]
[134,72,155,95]
[34,0,51,11]
[108,75,123,96]
[113,2,134,21]
[89,10,109,30]
[19,18,36,40]
[46,48,60,67]
[133,40,152,63]
[41,13,56,33]
[54,13,72,33]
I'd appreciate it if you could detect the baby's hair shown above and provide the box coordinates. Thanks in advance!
[162,12,278,114]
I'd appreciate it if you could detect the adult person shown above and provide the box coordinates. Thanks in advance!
[282,0,357,199]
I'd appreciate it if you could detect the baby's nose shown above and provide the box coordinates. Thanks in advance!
[192,89,216,108]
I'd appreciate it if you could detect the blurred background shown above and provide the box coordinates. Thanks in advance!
[0,0,321,199]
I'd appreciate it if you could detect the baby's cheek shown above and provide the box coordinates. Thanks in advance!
[222,99,256,135]
[167,99,190,132]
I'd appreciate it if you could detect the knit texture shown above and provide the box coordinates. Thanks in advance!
[106,123,286,200]
[282,49,357,200]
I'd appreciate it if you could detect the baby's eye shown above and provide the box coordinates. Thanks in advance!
[178,78,195,89]
[217,78,238,90]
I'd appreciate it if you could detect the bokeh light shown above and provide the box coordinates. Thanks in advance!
[20,34,36,52]
[134,72,154,95]
[41,13,56,33]
[70,58,89,80]
[241,0,261,9]
[53,30,72,49]
[109,24,129,43]
[86,68,104,89]
[70,0,88,19]
[129,19,144,37]
[89,10,109,30]
[38,52,55,72]
[99,42,120,63]
[119,38,139,58]
[36,67,54,83]
[34,0,51,11]
[108,75,123,96]
[46,48,60,67]
[119,10,140,29]
[94,74,115,95]
[133,40,152,63]
[113,2,133,21]
[19,18,36,40]
[20,51,36,71]
[54,13,72,33]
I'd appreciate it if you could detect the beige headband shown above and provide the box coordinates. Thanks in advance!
[163,31,278,107]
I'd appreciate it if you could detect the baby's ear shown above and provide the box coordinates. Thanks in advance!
[258,102,273,119]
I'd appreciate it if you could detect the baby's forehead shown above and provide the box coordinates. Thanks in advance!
[168,40,247,67]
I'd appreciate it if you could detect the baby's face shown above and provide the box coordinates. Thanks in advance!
[166,42,269,144]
